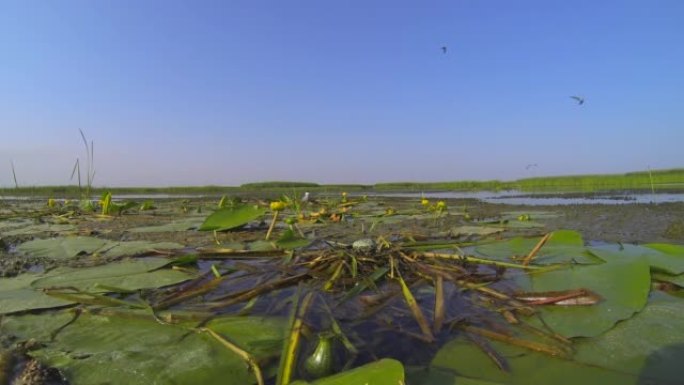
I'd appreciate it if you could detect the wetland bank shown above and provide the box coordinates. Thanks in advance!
[1,191,684,385]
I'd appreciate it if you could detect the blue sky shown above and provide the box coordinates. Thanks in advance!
[1,0,682,186]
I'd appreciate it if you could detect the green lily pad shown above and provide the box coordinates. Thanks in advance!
[16,237,184,260]
[476,230,600,265]
[276,229,311,249]
[429,292,684,385]
[128,218,202,232]
[652,272,684,287]
[3,223,76,236]
[199,205,266,231]
[1,258,194,314]
[31,258,194,292]
[1,310,287,385]
[0,273,73,314]
[16,236,109,259]
[522,257,651,337]
[430,336,634,385]
[291,358,404,385]
[102,241,185,258]
[589,244,684,275]
[572,291,684,383]
[249,240,279,251]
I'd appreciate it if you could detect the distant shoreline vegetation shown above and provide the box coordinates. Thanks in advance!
[1,168,684,197]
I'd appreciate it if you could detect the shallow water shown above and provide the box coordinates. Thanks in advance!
[371,191,684,205]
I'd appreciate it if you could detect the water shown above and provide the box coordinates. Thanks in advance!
[371,191,684,205]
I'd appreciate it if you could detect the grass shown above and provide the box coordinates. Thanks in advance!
[2,168,683,197]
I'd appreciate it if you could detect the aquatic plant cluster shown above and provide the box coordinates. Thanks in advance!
[1,193,684,384]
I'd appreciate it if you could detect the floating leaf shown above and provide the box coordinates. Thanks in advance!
[199,205,267,231]
[476,230,600,265]
[0,273,73,314]
[3,223,76,236]
[103,241,184,258]
[652,272,684,287]
[16,237,183,259]
[430,336,634,385]
[276,229,311,250]
[429,292,684,385]
[590,244,684,275]
[16,236,109,259]
[1,310,287,385]
[31,258,194,292]
[290,358,404,385]
[128,218,203,233]
[522,257,650,337]
[572,291,684,383]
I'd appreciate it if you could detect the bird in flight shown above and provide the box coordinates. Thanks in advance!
[570,96,585,105]
[441,46,447,54]
[525,163,538,170]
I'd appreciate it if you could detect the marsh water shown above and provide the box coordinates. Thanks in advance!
[372,190,684,205]
[2,194,684,385]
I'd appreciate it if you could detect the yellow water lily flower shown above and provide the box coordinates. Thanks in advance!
[270,201,286,211]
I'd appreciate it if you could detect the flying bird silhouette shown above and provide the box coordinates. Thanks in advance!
[570,96,585,105]
[525,163,538,170]
[441,46,447,54]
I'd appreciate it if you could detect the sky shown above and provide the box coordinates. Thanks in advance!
[1,0,683,187]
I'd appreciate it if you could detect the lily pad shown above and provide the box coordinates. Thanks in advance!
[429,292,684,385]
[291,358,404,385]
[127,218,202,232]
[476,230,600,265]
[0,273,73,314]
[16,236,109,259]
[430,336,635,385]
[1,310,287,385]
[652,272,684,287]
[572,291,684,383]
[102,241,185,258]
[31,258,194,292]
[589,244,684,275]
[16,237,184,260]
[199,205,267,232]
[522,257,651,337]
[3,223,76,236]
[276,229,311,249]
